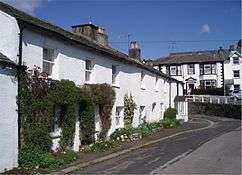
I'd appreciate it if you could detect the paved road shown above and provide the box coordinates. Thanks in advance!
[72,117,241,174]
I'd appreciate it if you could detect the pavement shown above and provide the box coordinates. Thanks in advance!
[70,116,241,174]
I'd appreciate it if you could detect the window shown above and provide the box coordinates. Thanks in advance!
[168,65,182,76]
[233,57,239,64]
[141,71,145,89]
[233,70,240,78]
[170,66,177,75]
[43,48,55,76]
[112,65,117,84]
[200,80,216,88]
[152,103,156,112]
[200,64,216,75]
[139,106,145,124]
[204,64,211,74]
[52,105,64,133]
[85,60,93,82]
[234,85,240,93]
[155,77,159,91]
[115,107,123,127]
[187,64,195,74]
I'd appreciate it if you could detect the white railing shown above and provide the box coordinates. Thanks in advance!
[185,95,241,105]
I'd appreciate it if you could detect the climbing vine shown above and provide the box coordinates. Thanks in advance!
[123,94,136,128]
[87,84,116,139]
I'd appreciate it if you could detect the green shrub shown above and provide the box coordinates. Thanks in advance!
[90,139,116,152]
[138,122,162,137]
[110,127,136,142]
[162,118,180,128]
[24,127,52,152]
[164,107,177,119]
[19,144,46,169]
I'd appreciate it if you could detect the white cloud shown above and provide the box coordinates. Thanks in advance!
[201,24,211,34]
[0,0,49,15]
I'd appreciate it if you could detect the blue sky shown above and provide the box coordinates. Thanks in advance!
[2,0,241,59]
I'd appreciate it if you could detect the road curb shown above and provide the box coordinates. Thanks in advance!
[52,118,214,174]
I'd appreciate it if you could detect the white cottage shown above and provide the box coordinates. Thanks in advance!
[0,2,185,172]
[150,45,241,96]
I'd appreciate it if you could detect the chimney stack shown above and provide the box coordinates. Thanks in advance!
[129,41,141,61]
[71,24,108,46]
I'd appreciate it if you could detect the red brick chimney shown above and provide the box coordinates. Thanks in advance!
[129,41,141,61]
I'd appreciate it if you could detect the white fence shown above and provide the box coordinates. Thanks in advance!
[186,95,241,105]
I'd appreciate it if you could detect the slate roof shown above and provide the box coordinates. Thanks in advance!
[0,2,182,83]
[152,50,230,66]
[0,52,16,65]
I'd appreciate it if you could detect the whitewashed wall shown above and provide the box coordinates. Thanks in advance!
[0,11,19,63]
[0,67,18,173]
[0,10,19,173]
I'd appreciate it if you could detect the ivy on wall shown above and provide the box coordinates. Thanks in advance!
[18,68,53,152]
[123,94,136,128]
[18,67,116,154]
[87,84,116,139]
[49,80,79,149]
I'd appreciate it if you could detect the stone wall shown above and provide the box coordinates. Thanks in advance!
[188,102,241,119]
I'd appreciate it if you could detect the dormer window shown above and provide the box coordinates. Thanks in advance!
[85,59,93,82]
[43,48,55,76]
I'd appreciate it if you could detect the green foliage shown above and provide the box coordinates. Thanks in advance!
[24,127,52,152]
[110,127,138,142]
[164,107,177,119]
[138,122,162,137]
[87,84,116,139]
[18,68,53,152]
[79,89,95,145]
[49,80,79,150]
[90,139,116,152]
[19,145,77,169]
[123,94,136,127]
[162,118,180,128]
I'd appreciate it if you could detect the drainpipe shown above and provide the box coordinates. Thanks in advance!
[169,81,171,107]
[17,21,24,149]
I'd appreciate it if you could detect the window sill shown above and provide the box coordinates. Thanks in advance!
[112,84,120,88]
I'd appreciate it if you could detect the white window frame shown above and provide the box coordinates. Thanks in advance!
[187,64,195,75]
[233,57,239,64]
[139,106,145,124]
[115,106,123,128]
[233,70,240,78]
[112,65,119,87]
[155,76,159,92]
[234,85,240,93]
[43,47,55,76]
[170,66,177,76]
[85,59,93,83]
[141,71,146,90]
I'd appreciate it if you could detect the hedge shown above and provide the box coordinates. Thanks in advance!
[188,102,241,119]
